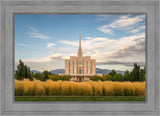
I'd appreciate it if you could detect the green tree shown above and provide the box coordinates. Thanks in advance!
[90,75,101,81]
[48,75,71,81]
[43,70,49,81]
[15,60,32,80]
[113,73,124,81]
[32,73,45,81]
[130,63,141,81]
[139,68,145,81]
[108,70,117,76]
[104,74,112,81]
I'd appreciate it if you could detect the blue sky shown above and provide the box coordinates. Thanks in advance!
[15,14,145,71]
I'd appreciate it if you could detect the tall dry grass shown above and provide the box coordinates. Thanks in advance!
[15,79,145,96]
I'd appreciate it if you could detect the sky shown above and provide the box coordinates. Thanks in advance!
[15,14,146,72]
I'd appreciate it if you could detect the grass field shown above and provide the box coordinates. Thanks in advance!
[15,96,145,101]
[15,79,145,96]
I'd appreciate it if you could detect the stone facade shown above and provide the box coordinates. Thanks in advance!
[65,34,102,82]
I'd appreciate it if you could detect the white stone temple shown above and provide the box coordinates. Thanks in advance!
[64,34,102,82]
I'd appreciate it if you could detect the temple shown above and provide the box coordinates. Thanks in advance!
[64,34,102,82]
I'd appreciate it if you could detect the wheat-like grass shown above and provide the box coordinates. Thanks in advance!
[15,79,145,96]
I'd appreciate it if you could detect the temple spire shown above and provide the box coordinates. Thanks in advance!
[78,33,83,57]
[79,33,81,50]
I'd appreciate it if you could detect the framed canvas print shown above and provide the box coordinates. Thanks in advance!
[0,0,160,116]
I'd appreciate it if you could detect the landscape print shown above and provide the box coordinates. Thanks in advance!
[15,14,145,101]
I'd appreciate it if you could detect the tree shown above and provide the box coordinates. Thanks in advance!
[43,70,49,81]
[130,63,141,81]
[113,73,124,81]
[15,60,32,80]
[90,75,101,81]
[108,70,116,76]
[33,73,45,81]
[124,70,131,81]
[139,68,145,81]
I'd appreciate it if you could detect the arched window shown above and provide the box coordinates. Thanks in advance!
[79,69,81,74]
[79,61,81,65]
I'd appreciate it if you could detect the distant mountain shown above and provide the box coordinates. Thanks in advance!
[116,70,125,75]
[50,69,65,75]
[31,70,42,74]
[96,68,111,75]
[31,68,125,75]
[96,68,125,75]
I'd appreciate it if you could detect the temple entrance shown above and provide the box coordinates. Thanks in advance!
[77,76,84,82]
[79,77,82,82]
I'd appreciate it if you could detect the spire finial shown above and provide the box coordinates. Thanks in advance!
[78,33,83,57]
[79,33,81,50]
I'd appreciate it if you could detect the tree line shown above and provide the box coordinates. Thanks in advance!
[90,63,145,82]
[15,60,145,82]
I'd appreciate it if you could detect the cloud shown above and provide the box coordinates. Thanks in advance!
[23,57,52,63]
[97,15,145,35]
[97,25,114,35]
[59,40,78,46]
[18,31,145,71]
[86,37,92,40]
[26,25,52,39]
[49,54,65,59]
[15,54,66,71]
[47,43,55,49]
[22,54,65,64]
[57,33,145,66]
[96,61,145,67]
[109,15,144,28]
[29,32,51,39]
[25,25,38,32]
[129,25,145,33]
[109,38,145,59]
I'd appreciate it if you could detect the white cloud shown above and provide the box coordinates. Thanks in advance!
[26,25,52,39]
[57,33,145,61]
[97,15,145,35]
[129,25,145,33]
[29,32,51,40]
[86,37,92,40]
[47,43,55,49]
[23,57,52,63]
[25,25,38,32]
[17,32,145,71]
[97,25,114,35]
[59,40,78,46]
[109,15,144,28]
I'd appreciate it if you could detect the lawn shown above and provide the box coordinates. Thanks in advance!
[15,96,145,101]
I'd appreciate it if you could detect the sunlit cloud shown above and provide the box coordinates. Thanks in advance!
[47,43,55,49]
[15,15,145,71]
[18,32,145,71]
[59,40,78,46]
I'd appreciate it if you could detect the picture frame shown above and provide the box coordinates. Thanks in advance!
[0,0,159,116]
